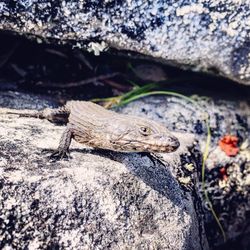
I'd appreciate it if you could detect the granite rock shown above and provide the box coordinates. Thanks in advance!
[0,90,249,249]
[0,91,207,250]
[0,1,250,84]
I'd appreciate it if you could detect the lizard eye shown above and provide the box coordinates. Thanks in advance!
[139,126,151,136]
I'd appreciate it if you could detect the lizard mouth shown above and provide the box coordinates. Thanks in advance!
[116,139,180,153]
[143,144,179,153]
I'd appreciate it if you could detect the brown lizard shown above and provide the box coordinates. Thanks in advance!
[2,101,180,159]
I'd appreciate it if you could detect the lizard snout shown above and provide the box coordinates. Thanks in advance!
[166,136,180,150]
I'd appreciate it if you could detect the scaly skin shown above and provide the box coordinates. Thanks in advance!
[2,101,180,159]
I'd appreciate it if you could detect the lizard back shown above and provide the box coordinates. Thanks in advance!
[65,101,180,153]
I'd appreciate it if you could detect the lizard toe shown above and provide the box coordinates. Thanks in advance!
[49,149,71,162]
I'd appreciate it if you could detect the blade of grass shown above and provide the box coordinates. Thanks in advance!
[116,90,197,107]
[202,114,226,242]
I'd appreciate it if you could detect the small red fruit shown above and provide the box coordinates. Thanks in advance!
[218,135,239,157]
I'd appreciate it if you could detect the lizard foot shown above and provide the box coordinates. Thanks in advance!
[49,149,71,162]
[41,149,54,154]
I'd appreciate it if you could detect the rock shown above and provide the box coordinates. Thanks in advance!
[0,91,207,250]
[0,90,249,249]
[119,94,250,249]
[1,1,250,85]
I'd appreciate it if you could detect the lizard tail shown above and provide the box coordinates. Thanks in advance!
[1,106,69,124]
[0,108,42,118]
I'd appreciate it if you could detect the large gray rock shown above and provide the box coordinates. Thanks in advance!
[0,90,249,249]
[0,91,207,250]
[120,95,250,248]
[0,1,250,85]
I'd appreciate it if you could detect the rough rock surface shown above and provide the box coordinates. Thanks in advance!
[0,90,249,249]
[0,92,207,250]
[1,1,250,85]
[120,94,250,249]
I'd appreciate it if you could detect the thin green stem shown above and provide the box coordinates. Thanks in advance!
[116,90,197,107]
[202,115,227,242]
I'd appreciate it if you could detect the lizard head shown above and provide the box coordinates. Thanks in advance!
[109,116,180,153]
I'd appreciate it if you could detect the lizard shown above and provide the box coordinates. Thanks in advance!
[2,101,180,159]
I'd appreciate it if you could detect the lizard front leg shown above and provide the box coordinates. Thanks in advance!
[50,126,73,160]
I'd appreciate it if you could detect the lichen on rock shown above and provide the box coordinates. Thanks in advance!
[1,0,250,84]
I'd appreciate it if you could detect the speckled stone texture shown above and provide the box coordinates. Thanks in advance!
[120,95,250,249]
[0,92,207,250]
[1,0,250,84]
[0,91,249,249]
